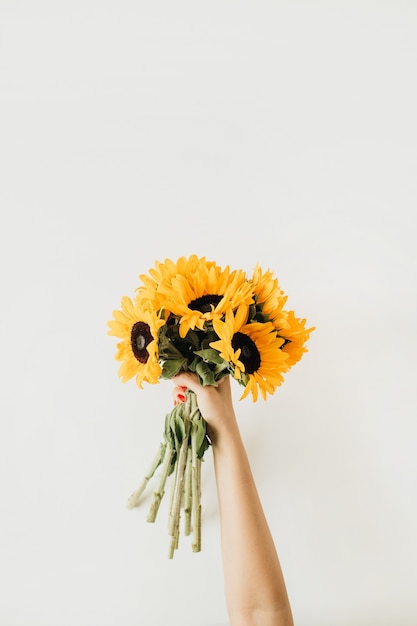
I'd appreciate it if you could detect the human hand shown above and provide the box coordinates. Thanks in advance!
[172,373,238,443]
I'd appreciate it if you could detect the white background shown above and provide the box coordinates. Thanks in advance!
[1,1,416,625]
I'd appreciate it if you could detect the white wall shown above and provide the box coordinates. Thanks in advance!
[1,1,416,625]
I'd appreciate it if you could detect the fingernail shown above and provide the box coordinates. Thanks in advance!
[179,386,187,391]
[177,393,186,402]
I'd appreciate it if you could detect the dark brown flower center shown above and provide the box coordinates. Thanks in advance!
[188,294,223,314]
[232,332,261,374]
[131,321,152,363]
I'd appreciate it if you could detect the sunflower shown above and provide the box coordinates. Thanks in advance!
[210,307,248,371]
[156,258,255,338]
[107,296,165,388]
[250,264,287,321]
[136,255,210,313]
[274,310,315,368]
[211,310,289,401]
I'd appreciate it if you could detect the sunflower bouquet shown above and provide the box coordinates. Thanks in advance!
[108,255,313,558]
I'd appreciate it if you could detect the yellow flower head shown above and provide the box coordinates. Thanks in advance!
[251,264,287,322]
[107,296,165,388]
[211,309,289,401]
[274,310,315,368]
[154,256,254,338]
[136,255,210,313]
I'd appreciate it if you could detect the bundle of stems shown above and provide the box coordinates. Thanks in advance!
[127,392,205,558]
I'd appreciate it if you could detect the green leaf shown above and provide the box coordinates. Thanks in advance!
[190,409,211,459]
[164,410,176,449]
[194,348,225,365]
[161,358,187,379]
[197,436,210,459]
[200,331,219,349]
[248,303,257,321]
[239,372,250,387]
[187,356,200,373]
[192,420,206,455]
[213,362,230,377]
[158,334,186,360]
[195,361,216,386]
[168,452,177,476]
[253,311,271,323]
[174,414,185,445]
[164,404,186,453]
[183,330,201,350]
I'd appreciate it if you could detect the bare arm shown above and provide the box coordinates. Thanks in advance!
[173,373,294,626]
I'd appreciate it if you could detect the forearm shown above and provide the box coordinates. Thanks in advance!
[172,374,294,625]
[212,423,293,626]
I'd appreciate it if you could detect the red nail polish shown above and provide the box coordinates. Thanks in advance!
[177,393,186,402]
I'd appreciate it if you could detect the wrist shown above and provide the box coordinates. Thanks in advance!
[209,413,242,450]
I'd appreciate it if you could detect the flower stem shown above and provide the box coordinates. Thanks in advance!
[168,430,190,556]
[146,443,174,523]
[127,442,165,510]
[168,395,191,558]
[168,451,179,529]
[191,422,202,553]
[183,447,192,536]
